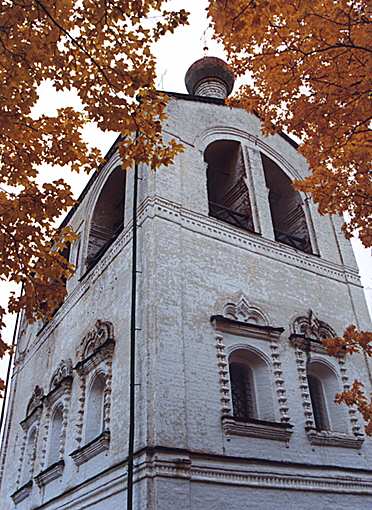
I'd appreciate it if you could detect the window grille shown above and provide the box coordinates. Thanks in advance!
[229,362,256,421]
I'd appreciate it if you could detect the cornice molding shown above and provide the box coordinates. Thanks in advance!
[289,334,331,355]
[137,451,372,495]
[16,195,361,371]
[212,315,284,340]
[146,196,361,285]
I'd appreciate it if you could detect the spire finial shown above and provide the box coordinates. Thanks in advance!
[201,28,209,56]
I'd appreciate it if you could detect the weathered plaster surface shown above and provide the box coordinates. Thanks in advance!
[0,96,371,509]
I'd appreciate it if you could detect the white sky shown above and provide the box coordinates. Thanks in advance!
[0,0,371,388]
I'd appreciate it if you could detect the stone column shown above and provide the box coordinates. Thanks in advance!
[245,147,275,240]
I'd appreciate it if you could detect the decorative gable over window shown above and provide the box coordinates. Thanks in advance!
[290,310,364,448]
[11,386,44,505]
[35,359,73,488]
[211,294,292,442]
[70,320,115,466]
[290,309,336,353]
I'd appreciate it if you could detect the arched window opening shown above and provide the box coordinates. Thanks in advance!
[230,362,257,421]
[48,406,63,466]
[307,361,348,433]
[205,140,254,232]
[229,349,274,422]
[86,166,126,270]
[308,373,330,431]
[85,373,106,443]
[22,427,37,483]
[261,153,312,253]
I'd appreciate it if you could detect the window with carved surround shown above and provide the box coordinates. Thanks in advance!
[11,386,44,505]
[70,320,115,466]
[290,309,364,449]
[212,294,293,442]
[34,359,73,488]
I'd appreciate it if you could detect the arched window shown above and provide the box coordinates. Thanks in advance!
[22,427,37,483]
[205,140,254,232]
[261,153,312,253]
[307,361,347,433]
[229,349,274,422]
[85,373,106,443]
[48,405,63,466]
[308,373,330,431]
[86,166,126,270]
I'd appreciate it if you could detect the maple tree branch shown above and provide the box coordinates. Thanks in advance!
[32,0,120,92]
[231,1,256,23]
[345,116,372,140]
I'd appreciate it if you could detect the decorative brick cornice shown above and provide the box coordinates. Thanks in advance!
[212,315,284,341]
[18,196,361,373]
[147,197,361,286]
[137,448,372,495]
[289,334,330,355]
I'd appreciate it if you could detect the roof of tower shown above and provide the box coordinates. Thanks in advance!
[184,56,235,98]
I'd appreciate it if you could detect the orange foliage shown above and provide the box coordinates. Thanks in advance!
[323,325,372,357]
[209,0,372,246]
[0,1,188,386]
[336,380,372,436]
[323,326,372,434]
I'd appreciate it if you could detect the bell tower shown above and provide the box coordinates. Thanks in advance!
[0,56,371,510]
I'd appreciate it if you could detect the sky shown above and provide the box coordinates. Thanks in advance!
[0,0,371,406]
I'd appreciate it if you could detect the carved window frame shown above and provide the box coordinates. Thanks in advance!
[70,320,114,466]
[290,310,364,449]
[212,295,293,442]
[11,386,44,504]
[34,360,73,488]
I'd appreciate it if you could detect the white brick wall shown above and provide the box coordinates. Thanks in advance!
[0,95,371,509]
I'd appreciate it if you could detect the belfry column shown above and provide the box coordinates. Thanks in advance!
[244,147,275,240]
